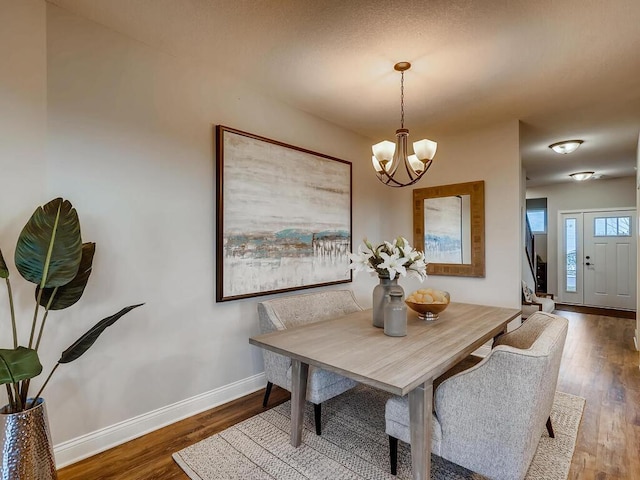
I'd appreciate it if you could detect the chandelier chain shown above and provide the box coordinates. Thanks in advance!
[400,71,405,129]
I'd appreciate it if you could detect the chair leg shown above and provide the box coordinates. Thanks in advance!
[389,435,398,475]
[262,382,273,408]
[314,403,322,435]
[546,416,555,438]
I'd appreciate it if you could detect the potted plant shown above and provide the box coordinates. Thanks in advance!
[0,197,142,479]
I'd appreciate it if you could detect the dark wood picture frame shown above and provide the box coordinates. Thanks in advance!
[216,125,352,302]
[413,180,485,277]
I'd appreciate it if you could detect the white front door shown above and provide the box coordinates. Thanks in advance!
[583,210,636,310]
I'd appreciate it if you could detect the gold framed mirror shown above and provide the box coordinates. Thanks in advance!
[413,180,485,277]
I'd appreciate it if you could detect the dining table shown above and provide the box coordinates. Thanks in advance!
[249,301,521,480]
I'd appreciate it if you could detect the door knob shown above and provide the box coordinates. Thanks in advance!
[586,262,594,266]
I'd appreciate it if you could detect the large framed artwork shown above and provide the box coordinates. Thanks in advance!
[215,125,352,302]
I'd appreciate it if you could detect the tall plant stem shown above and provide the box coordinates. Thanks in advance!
[5,278,17,348]
[13,383,23,411]
[5,384,15,411]
[32,364,59,407]
[19,379,30,407]
[35,287,57,352]
[34,310,50,352]
[28,289,43,348]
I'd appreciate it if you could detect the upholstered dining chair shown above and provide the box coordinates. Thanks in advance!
[257,290,363,435]
[385,311,568,479]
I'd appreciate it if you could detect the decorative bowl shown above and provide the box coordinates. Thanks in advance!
[405,290,450,321]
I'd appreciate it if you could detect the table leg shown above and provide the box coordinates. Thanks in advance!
[409,381,433,480]
[290,359,309,447]
[493,324,508,347]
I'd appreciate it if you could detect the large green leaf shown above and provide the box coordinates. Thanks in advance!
[58,304,144,364]
[0,347,43,385]
[15,198,82,288]
[0,247,8,278]
[37,242,96,310]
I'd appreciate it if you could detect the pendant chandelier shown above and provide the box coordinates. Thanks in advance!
[372,62,438,187]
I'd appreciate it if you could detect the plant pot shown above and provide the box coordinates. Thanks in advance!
[1,398,57,480]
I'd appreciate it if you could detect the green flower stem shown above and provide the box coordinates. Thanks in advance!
[28,289,43,348]
[35,287,58,352]
[34,310,50,353]
[19,379,29,408]
[5,278,17,348]
[13,383,23,411]
[32,363,59,407]
[5,384,15,411]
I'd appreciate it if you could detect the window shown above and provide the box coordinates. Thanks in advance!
[594,216,631,236]
[526,209,547,234]
[565,218,577,293]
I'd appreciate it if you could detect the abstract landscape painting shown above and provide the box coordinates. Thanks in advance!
[216,126,352,301]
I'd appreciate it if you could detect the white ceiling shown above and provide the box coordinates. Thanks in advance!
[49,0,640,187]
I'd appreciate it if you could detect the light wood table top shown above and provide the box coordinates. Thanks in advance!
[250,302,521,396]
[250,301,521,480]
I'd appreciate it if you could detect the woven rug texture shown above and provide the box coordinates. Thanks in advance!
[173,385,585,480]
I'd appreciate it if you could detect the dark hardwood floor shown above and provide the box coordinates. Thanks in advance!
[58,310,640,479]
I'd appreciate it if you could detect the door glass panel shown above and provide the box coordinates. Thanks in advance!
[565,218,577,292]
[594,216,632,236]
[618,217,631,235]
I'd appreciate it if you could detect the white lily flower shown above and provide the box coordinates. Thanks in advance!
[409,249,421,261]
[385,239,397,249]
[349,237,427,280]
[378,251,409,278]
[408,259,427,281]
[398,237,411,249]
[348,244,375,276]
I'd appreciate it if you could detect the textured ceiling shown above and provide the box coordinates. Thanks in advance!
[49,0,640,186]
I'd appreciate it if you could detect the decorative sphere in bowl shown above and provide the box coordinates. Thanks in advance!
[405,288,450,321]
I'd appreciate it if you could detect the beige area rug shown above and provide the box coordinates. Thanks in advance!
[173,385,585,480]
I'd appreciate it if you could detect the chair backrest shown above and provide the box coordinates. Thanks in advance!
[257,289,363,334]
[435,311,568,480]
[256,290,363,389]
[495,310,560,350]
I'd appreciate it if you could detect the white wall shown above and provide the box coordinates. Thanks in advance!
[0,0,47,248]
[527,176,637,295]
[1,0,525,466]
[0,2,390,462]
[384,121,522,310]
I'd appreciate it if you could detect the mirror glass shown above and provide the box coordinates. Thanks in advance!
[413,180,485,277]
[424,195,471,264]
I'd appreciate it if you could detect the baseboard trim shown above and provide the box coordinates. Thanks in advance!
[555,303,636,319]
[54,372,267,469]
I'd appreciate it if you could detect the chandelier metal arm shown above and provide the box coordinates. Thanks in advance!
[376,160,434,187]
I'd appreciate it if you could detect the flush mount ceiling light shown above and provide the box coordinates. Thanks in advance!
[371,62,437,187]
[569,171,595,181]
[549,140,583,154]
